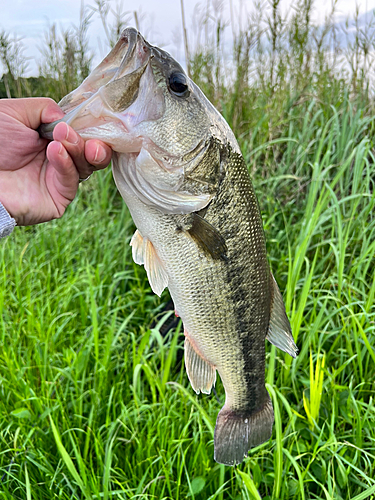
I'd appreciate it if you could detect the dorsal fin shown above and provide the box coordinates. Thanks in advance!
[266,274,298,358]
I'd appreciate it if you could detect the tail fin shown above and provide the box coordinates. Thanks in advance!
[214,398,274,466]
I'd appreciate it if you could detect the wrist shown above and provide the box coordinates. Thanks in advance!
[0,200,17,238]
[0,194,18,223]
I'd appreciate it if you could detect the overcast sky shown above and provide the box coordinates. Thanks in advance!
[1,0,374,76]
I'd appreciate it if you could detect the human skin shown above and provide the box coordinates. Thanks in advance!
[0,98,112,226]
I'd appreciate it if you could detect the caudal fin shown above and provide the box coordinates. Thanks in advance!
[214,398,274,466]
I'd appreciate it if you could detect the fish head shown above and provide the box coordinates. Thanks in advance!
[40,28,240,214]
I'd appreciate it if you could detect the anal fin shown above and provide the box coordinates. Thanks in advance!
[184,335,216,395]
[130,229,168,297]
[266,274,298,358]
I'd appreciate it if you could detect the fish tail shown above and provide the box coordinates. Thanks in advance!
[214,397,274,466]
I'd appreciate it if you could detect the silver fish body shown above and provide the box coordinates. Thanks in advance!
[39,28,297,466]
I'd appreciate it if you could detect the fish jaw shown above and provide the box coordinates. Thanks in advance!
[59,28,150,114]
[112,152,212,215]
[38,27,157,151]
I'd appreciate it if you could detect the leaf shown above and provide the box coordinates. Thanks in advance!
[188,477,206,496]
[11,408,31,419]
[351,483,375,500]
[236,469,262,500]
[25,463,31,500]
[49,416,92,500]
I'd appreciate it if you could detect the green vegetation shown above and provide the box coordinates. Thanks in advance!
[1,0,375,498]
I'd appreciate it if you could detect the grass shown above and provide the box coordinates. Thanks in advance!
[0,92,374,499]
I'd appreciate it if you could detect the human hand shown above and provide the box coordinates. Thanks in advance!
[0,98,112,226]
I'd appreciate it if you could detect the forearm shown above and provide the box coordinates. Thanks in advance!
[0,201,16,238]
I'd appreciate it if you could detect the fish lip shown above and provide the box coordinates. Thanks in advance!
[116,28,141,76]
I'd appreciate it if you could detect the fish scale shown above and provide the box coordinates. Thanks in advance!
[38,27,298,466]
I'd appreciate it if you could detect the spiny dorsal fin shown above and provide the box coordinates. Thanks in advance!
[185,213,227,261]
[184,335,216,395]
[130,230,168,297]
[266,274,298,358]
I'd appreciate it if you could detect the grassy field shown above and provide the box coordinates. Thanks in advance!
[1,1,375,499]
[0,95,374,499]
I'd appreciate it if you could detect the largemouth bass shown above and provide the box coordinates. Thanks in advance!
[40,28,298,466]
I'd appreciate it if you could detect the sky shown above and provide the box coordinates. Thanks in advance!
[0,0,374,76]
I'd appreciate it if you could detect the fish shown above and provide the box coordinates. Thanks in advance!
[39,28,298,466]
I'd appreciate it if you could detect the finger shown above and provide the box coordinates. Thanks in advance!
[0,97,65,129]
[46,141,79,214]
[84,140,112,170]
[53,122,93,179]
[40,99,65,125]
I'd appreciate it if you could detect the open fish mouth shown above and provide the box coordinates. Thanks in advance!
[39,28,154,152]
[39,27,213,214]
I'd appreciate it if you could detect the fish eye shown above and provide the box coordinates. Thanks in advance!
[168,72,189,97]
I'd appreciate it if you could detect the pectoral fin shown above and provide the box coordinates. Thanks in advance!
[184,213,227,261]
[130,230,168,296]
[184,335,216,394]
[266,274,298,358]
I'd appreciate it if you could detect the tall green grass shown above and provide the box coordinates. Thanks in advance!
[0,0,375,498]
[0,94,374,499]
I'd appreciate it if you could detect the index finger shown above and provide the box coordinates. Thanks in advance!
[0,97,64,130]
